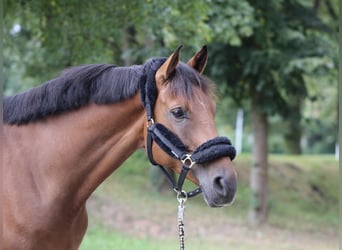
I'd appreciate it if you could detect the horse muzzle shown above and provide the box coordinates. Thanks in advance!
[197,159,238,207]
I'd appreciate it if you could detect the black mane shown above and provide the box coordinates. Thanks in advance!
[3,64,144,125]
[3,58,213,125]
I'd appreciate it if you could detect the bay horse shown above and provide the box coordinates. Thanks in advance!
[2,46,237,249]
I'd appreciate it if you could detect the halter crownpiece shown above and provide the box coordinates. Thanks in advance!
[140,56,236,198]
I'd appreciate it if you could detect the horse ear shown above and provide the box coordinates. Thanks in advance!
[187,45,208,74]
[155,45,182,84]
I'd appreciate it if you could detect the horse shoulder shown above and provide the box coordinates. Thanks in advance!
[2,125,88,250]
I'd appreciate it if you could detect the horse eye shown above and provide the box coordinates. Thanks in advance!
[171,107,186,119]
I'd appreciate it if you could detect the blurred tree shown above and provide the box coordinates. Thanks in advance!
[207,0,337,225]
[3,0,212,84]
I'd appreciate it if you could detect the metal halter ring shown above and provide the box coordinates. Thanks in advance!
[181,154,196,169]
[176,190,188,203]
[147,118,155,128]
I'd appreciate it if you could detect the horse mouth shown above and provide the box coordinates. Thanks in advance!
[202,190,236,208]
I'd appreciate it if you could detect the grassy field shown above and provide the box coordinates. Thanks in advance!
[80,151,338,250]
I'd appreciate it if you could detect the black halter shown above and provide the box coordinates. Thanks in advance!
[140,58,236,198]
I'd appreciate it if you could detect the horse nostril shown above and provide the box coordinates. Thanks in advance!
[213,176,228,197]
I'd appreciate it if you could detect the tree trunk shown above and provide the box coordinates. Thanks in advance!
[249,99,269,226]
[284,128,302,154]
[284,95,302,154]
[235,108,244,154]
[122,26,135,66]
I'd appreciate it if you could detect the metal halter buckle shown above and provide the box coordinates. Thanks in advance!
[181,154,195,169]
[147,118,155,128]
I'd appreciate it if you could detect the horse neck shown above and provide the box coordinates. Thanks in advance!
[10,94,145,212]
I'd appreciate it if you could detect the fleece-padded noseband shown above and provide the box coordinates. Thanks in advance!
[140,58,236,198]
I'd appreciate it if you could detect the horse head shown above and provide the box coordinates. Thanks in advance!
[144,46,238,207]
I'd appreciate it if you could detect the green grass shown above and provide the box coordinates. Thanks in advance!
[80,225,253,250]
[79,151,338,250]
[235,154,339,229]
[81,225,175,250]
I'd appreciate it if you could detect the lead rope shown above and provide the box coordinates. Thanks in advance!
[177,191,187,250]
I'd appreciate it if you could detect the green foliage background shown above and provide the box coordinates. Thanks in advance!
[3,0,338,153]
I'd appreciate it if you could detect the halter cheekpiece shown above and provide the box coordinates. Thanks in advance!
[140,58,236,198]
